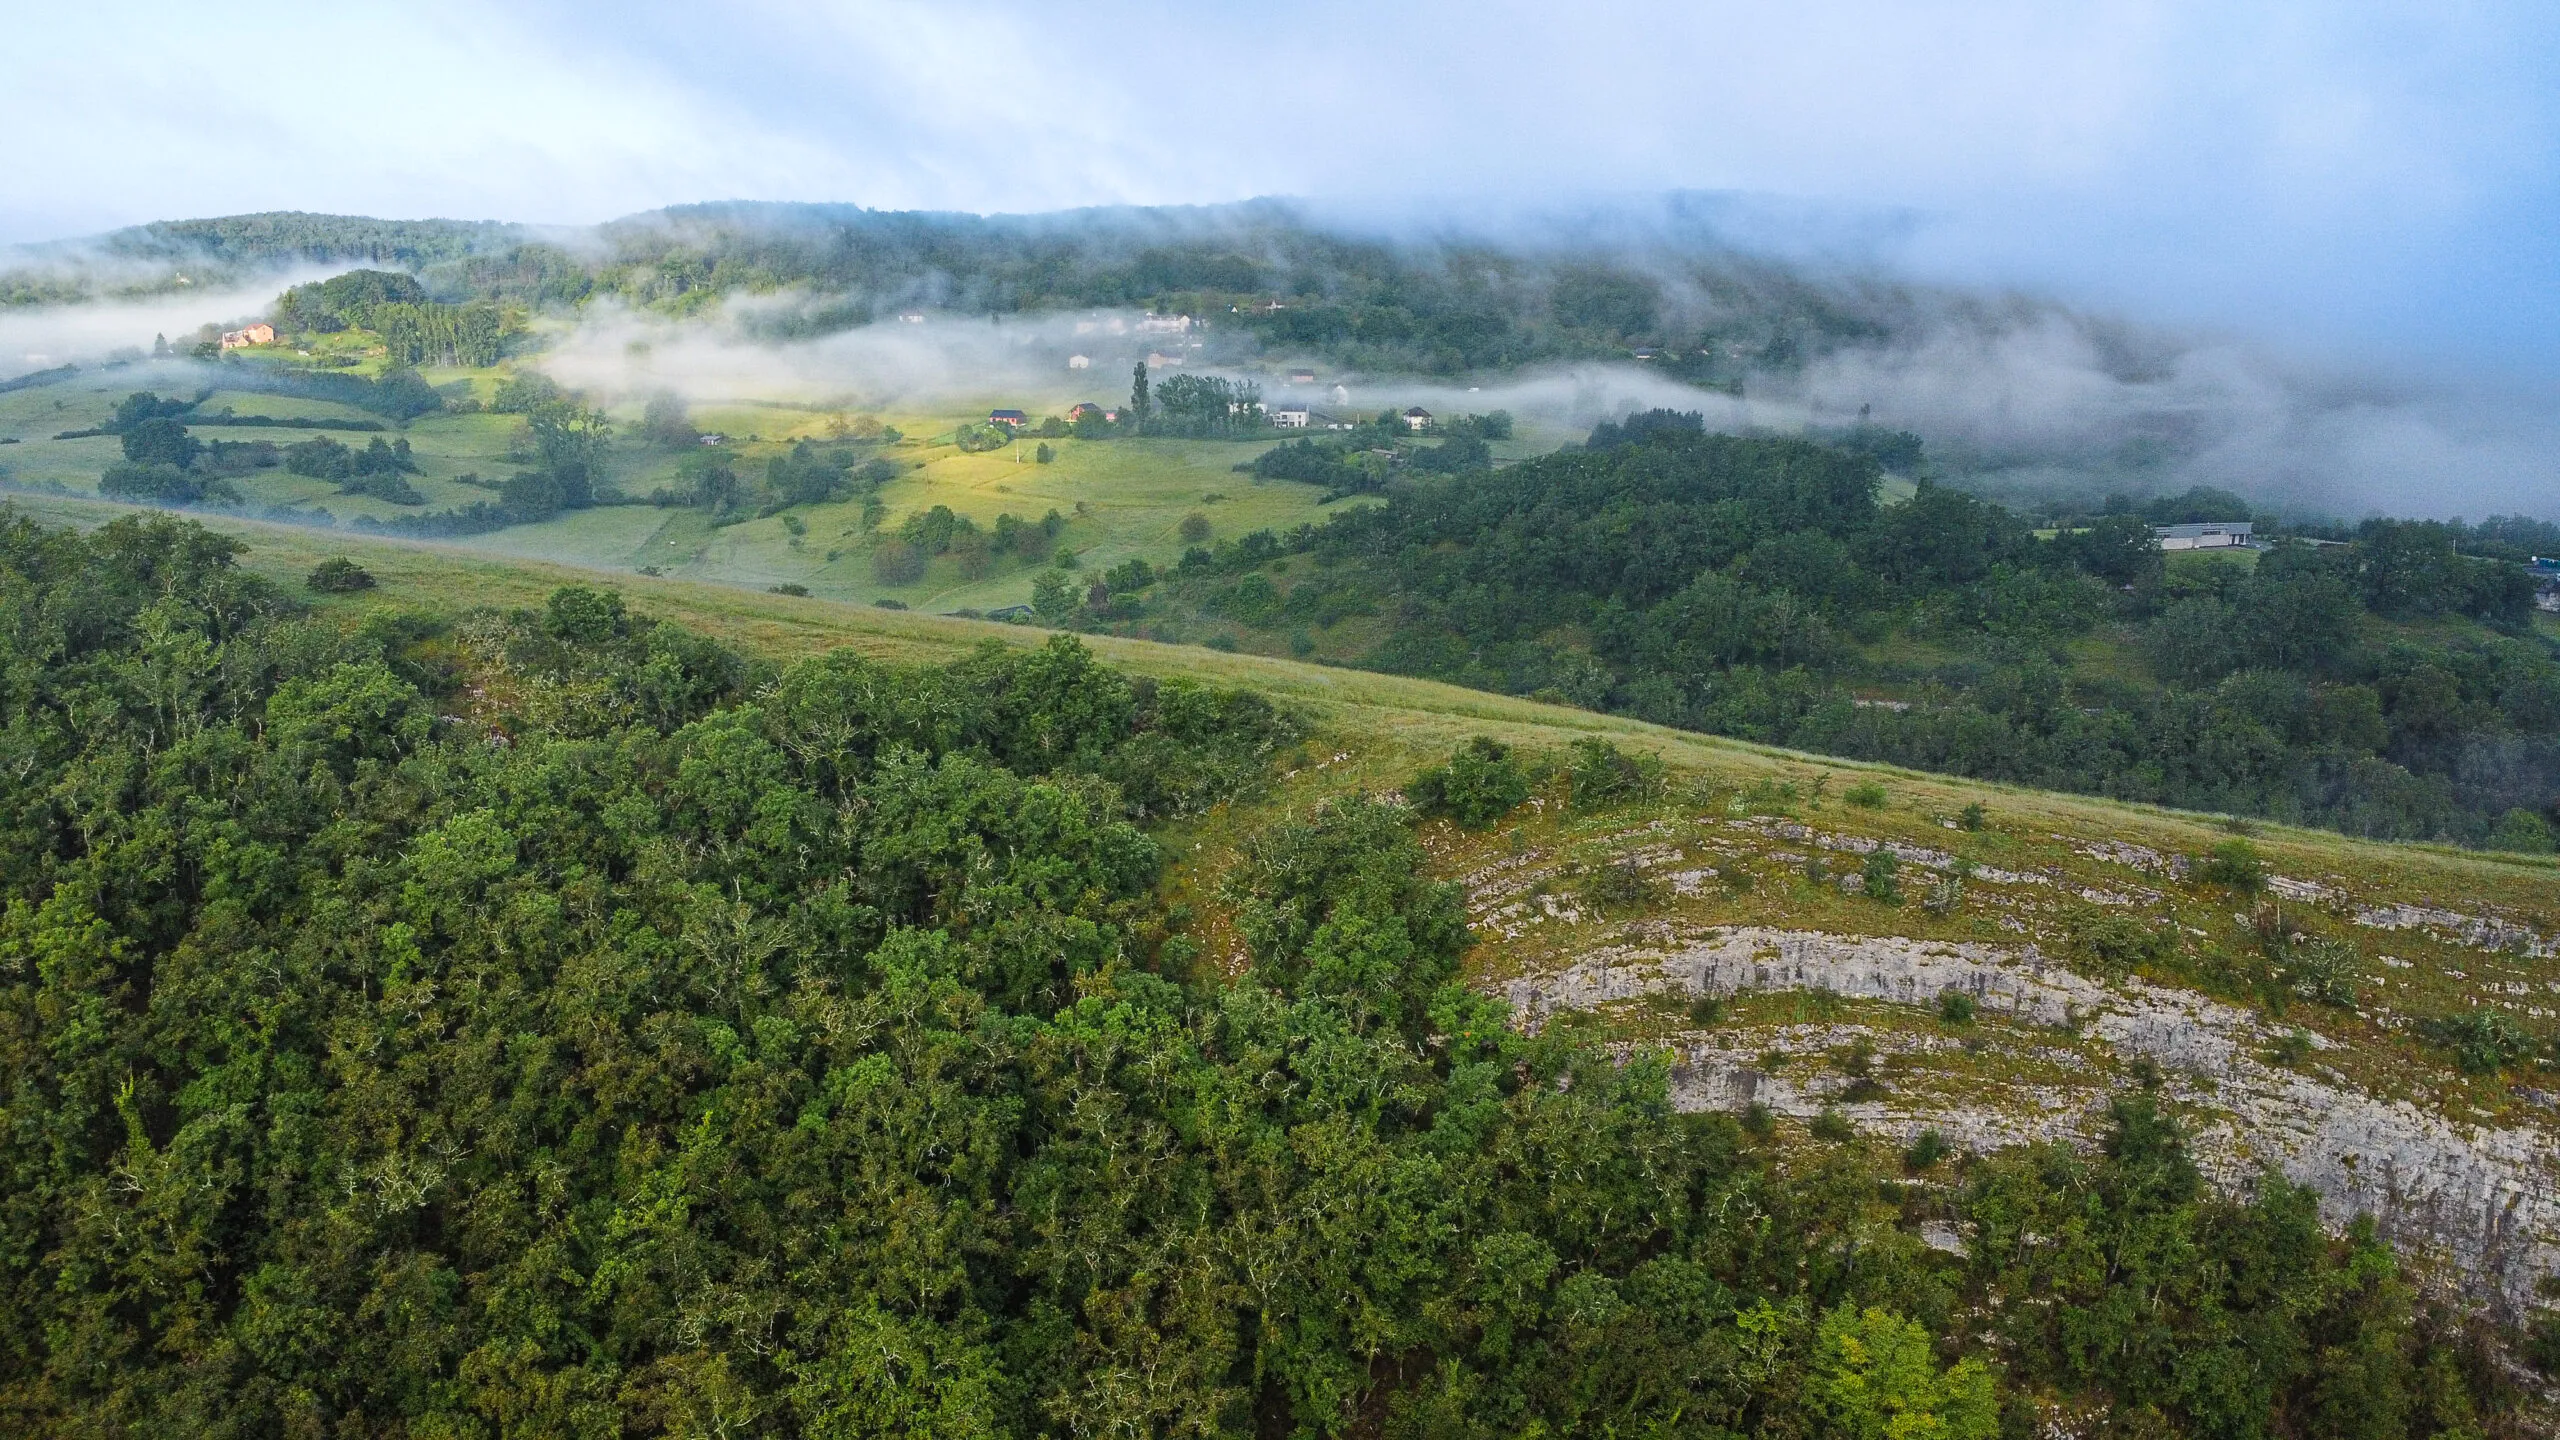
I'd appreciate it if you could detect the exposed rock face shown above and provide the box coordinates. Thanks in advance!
[1502,926,2560,1312]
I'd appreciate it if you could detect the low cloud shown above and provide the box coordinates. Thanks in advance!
[521,281,2560,524]
[1774,309,2560,520]
[0,266,345,373]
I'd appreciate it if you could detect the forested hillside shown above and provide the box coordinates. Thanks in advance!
[0,507,2532,1437]
[10,202,1909,379]
[1110,419,2560,847]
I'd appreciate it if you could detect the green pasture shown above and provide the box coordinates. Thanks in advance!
[0,361,1365,608]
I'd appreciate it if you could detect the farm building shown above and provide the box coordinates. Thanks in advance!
[2152,521,2254,551]
[988,409,1029,428]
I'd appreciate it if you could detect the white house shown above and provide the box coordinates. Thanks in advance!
[1271,403,1310,428]
[1402,407,1433,431]
[2152,522,2254,551]
[1066,354,1091,369]
[1136,313,1193,335]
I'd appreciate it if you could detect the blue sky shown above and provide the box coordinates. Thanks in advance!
[9,1,2557,372]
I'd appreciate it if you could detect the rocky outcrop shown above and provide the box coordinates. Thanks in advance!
[1502,926,2560,1312]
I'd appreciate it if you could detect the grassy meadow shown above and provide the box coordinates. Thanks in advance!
[0,357,1365,609]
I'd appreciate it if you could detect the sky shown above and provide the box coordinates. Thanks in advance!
[6,0,2558,373]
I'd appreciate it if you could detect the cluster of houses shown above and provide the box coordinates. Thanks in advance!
[986,400,1431,433]
[218,322,276,350]
[1271,404,1432,432]
[2150,521,2255,551]
[2148,529,2560,611]
[984,404,1123,429]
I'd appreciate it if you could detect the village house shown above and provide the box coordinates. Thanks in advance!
[1136,313,1193,335]
[2151,521,2254,551]
[896,311,926,324]
[988,409,1029,428]
[219,323,275,350]
[1067,402,1107,422]
[1271,403,1311,428]
[1145,352,1185,368]
[1288,369,1317,384]
[2532,557,2560,612]
[1402,406,1433,431]
[1066,354,1092,369]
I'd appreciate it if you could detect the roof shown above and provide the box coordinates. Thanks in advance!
[988,409,1029,421]
[1403,406,1432,416]
[2150,522,2253,538]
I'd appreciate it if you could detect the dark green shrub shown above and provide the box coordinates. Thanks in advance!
[2201,839,2267,891]
[1861,848,1902,903]
[1566,737,1664,810]
[1405,736,1531,830]
[2277,937,2360,1008]
[2070,909,2172,978]
[2424,1009,2540,1074]
[1580,859,1659,911]
[305,557,375,593]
